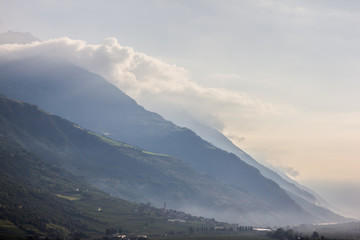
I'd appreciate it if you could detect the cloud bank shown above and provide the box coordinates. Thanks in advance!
[3,34,360,185]
[0,35,290,132]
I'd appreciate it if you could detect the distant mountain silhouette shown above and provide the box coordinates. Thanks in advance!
[172,117,344,223]
[0,57,347,225]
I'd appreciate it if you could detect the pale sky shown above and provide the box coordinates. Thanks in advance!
[1,0,360,218]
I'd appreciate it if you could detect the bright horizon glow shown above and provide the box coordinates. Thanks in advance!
[1,0,360,218]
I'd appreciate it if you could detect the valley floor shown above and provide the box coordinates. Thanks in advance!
[151,233,272,240]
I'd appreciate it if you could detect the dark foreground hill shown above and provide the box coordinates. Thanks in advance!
[0,95,313,226]
[0,57,346,225]
[0,97,250,239]
[0,135,213,239]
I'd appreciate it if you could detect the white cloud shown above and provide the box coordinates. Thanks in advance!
[0,36,289,132]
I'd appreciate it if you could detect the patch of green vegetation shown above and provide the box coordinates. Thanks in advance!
[45,223,71,236]
[88,130,135,148]
[84,127,170,158]
[73,124,84,130]
[142,150,169,157]
[55,194,81,201]
[0,220,19,230]
[0,219,27,238]
[21,224,44,235]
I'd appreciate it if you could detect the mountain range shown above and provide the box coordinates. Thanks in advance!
[0,94,261,223]
[0,107,230,238]
[0,56,347,226]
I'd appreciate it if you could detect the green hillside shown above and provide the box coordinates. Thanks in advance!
[0,95,273,239]
[0,94,290,226]
[0,135,228,239]
[0,120,271,240]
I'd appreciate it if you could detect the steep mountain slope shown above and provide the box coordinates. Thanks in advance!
[0,95,313,225]
[0,135,211,239]
[171,118,342,222]
[0,57,345,225]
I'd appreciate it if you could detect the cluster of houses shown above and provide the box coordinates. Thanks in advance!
[101,202,271,239]
[104,233,148,240]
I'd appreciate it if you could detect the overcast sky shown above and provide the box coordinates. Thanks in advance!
[1,0,360,218]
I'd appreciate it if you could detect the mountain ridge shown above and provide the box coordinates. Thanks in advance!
[0,94,309,225]
[0,131,233,239]
[153,95,344,222]
[0,57,347,225]
[174,119,334,203]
